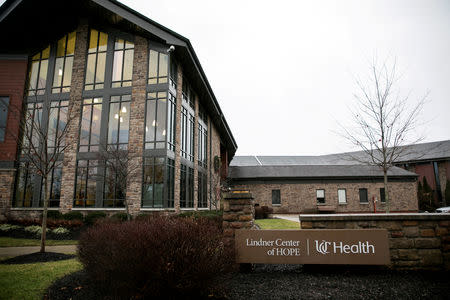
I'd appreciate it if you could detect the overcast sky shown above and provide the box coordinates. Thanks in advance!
[2,0,449,156]
[118,0,449,156]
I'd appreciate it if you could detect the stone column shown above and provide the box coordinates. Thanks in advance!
[173,65,183,212]
[60,21,89,212]
[222,190,255,248]
[126,36,148,216]
[193,95,199,210]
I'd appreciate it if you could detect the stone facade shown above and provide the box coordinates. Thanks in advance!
[234,180,418,213]
[0,170,15,220]
[60,21,89,212]
[300,214,450,270]
[125,35,148,216]
[222,191,255,248]
[1,15,228,219]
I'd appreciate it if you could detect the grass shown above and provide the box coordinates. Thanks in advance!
[0,258,82,300]
[255,218,300,230]
[0,237,78,247]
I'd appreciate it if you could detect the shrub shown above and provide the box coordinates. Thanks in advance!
[62,211,84,221]
[261,206,274,218]
[110,212,128,222]
[46,219,83,229]
[52,227,70,235]
[78,216,233,298]
[84,211,107,226]
[255,207,264,219]
[0,224,21,232]
[24,225,49,236]
[47,210,63,220]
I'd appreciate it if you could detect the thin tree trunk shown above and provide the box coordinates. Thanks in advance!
[40,177,48,253]
[383,169,390,213]
[126,199,131,221]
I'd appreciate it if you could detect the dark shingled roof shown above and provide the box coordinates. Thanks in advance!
[230,140,450,167]
[229,165,417,180]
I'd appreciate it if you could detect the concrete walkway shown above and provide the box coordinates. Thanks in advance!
[272,214,300,223]
[0,245,77,257]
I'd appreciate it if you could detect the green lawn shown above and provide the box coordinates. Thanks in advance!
[0,237,78,247]
[0,258,82,300]
[255,218,300,229]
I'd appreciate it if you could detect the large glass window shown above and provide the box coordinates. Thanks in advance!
[198,107,208,168]
[52,32,76,93]
[181,107,188,158]
[14,162,35,207]
[148,49,168,84]
[112,38,134,88]
[27,46,50,96]
[108,95,130,150]
[74,160,98,207]
[145,92,167,149]
[48,100,68,153]
[103,159,126,208]
[142,157,165,208]
[48,166,62,207]
[180,164,194,208]
[166,158,175,208]
[79,98,102,152]
[198,171,207,208]
[21,102,43,153]
[85,29,108,90]
[167,93,176,151]
[0,96,9,142]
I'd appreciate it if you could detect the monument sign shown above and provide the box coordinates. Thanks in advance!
[235,229,390,265]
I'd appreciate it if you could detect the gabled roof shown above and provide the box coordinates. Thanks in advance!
[229,165,417,180]
[0,0,237,157]
[230,140,450,167]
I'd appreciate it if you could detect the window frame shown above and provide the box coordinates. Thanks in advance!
[272,189,281,206]
[359,188,368,203]
[338,188,347,204]
[0,96,10,142]
[316,189,325,204]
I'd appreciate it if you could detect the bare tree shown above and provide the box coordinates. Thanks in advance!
[340,57,428,212]
[96,145,141,220]
[8,98,76,252]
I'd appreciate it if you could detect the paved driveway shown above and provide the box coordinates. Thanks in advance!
[0,245,77,257]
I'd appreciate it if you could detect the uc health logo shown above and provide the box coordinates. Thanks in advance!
[315,240,331,255]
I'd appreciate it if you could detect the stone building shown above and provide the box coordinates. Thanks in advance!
[0,0,237,219]
[229,161,418,214]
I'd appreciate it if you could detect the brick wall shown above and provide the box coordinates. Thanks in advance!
[300,214,450,270]
[0,58,27,161]
[0,169,15,220]
[233,181,418,213]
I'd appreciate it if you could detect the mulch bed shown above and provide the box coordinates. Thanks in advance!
[0,252,76,265]
[45,264,450,300]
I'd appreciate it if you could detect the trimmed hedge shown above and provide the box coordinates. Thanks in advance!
[78,215,233,298]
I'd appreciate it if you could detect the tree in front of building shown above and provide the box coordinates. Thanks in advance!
[8,100,76,252]
[445,179,450,206]
[340,56,427,212]
[96,145,141,220]
[418,177,435,212]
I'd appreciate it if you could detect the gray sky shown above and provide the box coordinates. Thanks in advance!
[120,0,449,156]
[2,0,449,156]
